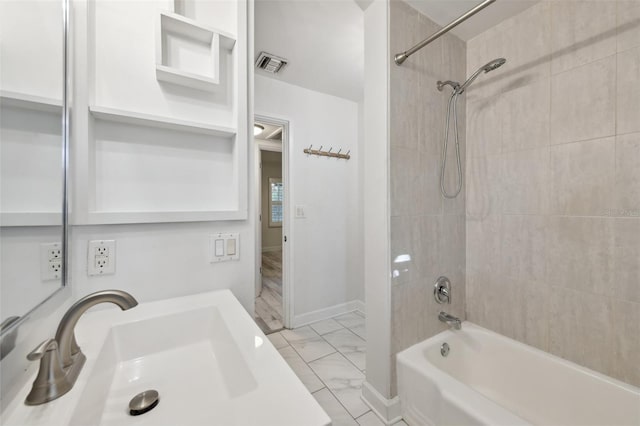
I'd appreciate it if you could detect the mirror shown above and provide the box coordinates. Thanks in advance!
[0,0,66,339]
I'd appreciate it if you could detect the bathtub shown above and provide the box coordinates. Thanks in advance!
[397,322,640,426]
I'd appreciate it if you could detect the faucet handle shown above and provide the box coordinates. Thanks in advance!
[25,339,73,405]
[27,339,58,361]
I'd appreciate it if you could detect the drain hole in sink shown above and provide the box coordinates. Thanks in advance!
[129,390,159,416]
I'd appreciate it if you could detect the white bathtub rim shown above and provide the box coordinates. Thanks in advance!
[401,321,640,395]
[398,344,530,426]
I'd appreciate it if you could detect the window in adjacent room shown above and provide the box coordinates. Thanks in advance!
[268,177,283,227]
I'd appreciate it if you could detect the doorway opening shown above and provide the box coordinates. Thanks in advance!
[254,117,289,334]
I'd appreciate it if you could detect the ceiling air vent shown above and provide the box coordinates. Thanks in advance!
[255,52,288,74]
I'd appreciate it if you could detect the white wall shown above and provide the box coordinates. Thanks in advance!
[255,75,364,322]
[68,221,255,311]
[362,0,396,420]
[68,0,254,312]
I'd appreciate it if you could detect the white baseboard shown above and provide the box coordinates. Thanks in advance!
[261,245,282,253]
[361,381,402,425]
[292,299,365,328]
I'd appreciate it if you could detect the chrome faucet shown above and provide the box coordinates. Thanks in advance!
[439,311,462,330]
[25,290,138,405]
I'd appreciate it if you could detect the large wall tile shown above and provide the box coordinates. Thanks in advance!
[390,215,420,286]
[615,133,640,212]
[466,215,501,274]
[466,0,638,389]
[617,0,640,52]
[617,47,640,135]
[550,0,617,74]
[501,215,547,283]
[501,147,550,215]
[420,76,447,156]
[611,300,640,386]
[550,137,615,216]
[550,57,616,145]
[466,155,502,219]
[466,96,503,158]
[466,2,550,99]
[613,219,640,304]
[549,288,614,377]
[390,147,424,217]
[547,216,615,296]
[501,78,550,153]
[521,280,550,352]
[420,154,444,215]
[390,65,421,151]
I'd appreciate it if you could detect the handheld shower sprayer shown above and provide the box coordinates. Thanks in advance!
[438,58,506,199]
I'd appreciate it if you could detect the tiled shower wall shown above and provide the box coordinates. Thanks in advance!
[465,1,640,386]
[389,0,466,395]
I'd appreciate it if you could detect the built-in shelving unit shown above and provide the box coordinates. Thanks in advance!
[0,212,62,227]
[0,90,62,113]
[84,210,245,225]
[89,105,236,137]
[68,0,248,226]
[156,11,236,92]
[1,90,63,227]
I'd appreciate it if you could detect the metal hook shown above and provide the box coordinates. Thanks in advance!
[308,144,313,151]
[337,149,342,154]
[319,146,323,151]
[346,150,351,156]
[328,147,333,153]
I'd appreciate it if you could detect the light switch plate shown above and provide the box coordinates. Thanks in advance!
[209,233,239,262]
[295,205,306,218]
[88,240,116,276]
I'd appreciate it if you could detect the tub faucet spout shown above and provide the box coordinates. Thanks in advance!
[439,311,461,330]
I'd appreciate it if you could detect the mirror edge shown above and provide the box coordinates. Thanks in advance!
[0,0,71,340]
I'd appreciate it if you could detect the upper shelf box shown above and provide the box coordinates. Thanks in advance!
[156,12,236,92]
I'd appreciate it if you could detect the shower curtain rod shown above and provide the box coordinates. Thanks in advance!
[394,0,496,65]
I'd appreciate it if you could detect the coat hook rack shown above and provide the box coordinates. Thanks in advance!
[303,145,351,160]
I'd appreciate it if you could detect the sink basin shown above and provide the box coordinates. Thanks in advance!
[1,290,330,426]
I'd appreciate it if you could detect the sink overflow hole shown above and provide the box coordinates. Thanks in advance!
[129,390,159,416]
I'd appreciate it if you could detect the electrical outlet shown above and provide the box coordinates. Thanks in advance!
[87,240,116,276]
[41,243,62,281]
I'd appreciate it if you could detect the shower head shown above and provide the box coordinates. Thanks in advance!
[457,57,506,94]
[483,58,506,72]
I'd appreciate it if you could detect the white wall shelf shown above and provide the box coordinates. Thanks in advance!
[89,105,236,137]
[0,90,62,113]
[156,11,236,92]
[84,210,246,225]
[1,212,62,227]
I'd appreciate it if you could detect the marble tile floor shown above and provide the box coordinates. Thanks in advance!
[268,311,408,426]
[255,249,284,334]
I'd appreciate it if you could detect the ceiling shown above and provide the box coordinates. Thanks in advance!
[255,0,364,102]
[255,121,283,141]
[404,0,539,41]
[254,0,538,103]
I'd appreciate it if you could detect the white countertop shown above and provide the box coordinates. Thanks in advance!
[1,290,331,426]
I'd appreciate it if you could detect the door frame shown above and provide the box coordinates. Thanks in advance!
[254,114,292,329]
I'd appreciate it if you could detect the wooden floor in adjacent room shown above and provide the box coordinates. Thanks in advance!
[255,249,283,334]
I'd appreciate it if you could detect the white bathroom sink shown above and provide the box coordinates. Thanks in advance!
[1,290,330,426]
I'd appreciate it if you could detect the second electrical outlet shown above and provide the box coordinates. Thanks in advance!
[88,240,116,276]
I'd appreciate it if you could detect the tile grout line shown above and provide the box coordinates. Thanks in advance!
[302,317,369,421]
[320,326,367,373]
[283,345,334,388]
